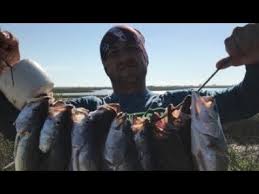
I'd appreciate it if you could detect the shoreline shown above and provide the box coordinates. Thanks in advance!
[53,85,233,93]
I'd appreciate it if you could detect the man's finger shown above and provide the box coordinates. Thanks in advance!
[215,56,244,69]
[0,31,11,42]
[0,40,9,50]
[225,35,245,58]
[0,31,7,40]
[0,31,18,47]
[0,48,8,58]
[0,65,8,74]
[216,57,232,69]
[0,58,9,71]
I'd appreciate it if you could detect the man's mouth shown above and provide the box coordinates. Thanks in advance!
[118,64,138,71]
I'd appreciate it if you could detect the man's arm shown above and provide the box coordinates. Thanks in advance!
[206,23,259,124]
[65,95,105,111]
[212,65,259,124]
[161,65,259,124]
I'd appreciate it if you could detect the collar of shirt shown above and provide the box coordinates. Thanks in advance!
[108,89,156,113]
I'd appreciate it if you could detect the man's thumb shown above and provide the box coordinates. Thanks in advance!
[216,56,233,69]
[216,56,243,70]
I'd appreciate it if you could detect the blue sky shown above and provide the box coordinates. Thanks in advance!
[0,23,247,87]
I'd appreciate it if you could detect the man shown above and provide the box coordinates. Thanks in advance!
[1,24,259,141]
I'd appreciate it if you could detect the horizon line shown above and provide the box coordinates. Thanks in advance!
[54,85,233,88]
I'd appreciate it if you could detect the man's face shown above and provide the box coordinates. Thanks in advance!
[104,46,148,84]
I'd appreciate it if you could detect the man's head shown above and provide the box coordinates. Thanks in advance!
[100,25,149,94]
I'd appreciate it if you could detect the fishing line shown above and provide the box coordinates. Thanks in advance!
[128,68,221,121]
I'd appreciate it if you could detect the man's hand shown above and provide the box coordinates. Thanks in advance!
[0,31,20,74]
[216,23,259,69]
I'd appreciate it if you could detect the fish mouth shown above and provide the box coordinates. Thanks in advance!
[101,103,121,114]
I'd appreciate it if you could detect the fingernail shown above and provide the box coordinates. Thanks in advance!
[2,31,10,39]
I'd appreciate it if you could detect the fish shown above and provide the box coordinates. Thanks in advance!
[70,103,120,171]
[89,103,120,170]
[70,107,96,171]
[131,116,154,170]
[39,100,73,171]
[171,95,193,163]
[103,112,140,171]
[14,96,51,171]
[150,99,193,171]
[190,91,229,171]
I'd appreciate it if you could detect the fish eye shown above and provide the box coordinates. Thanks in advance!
[56,121,61,125]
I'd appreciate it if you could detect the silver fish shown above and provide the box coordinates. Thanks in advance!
[39,100,73,171]
[70,107,97,171]
[84,103,120,170]
[190,91,229,171]
[14,96,50,171]
[132,116,154,170]
[150,103,193,170]
[103,112,139,171]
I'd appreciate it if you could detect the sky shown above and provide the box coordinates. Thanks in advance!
[0,23,248,87]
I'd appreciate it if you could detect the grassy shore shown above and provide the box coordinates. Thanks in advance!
[224,114,259,170]
[0,133,14,171]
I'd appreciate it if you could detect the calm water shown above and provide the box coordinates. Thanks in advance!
[56,87,230,97]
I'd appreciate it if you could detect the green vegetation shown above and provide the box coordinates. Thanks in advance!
[228,143,259,171]
[225,114,259,171]
[0,133,14,171]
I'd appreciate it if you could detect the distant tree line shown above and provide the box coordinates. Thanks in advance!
[53,85,233,93]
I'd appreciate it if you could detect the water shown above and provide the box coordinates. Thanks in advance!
[56,87,230,98]
[59,89,112,97]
